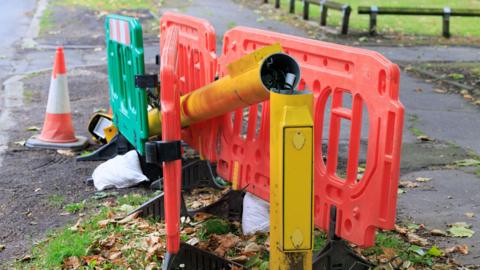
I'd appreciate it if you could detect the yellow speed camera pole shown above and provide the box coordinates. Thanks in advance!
[270,88,314,270]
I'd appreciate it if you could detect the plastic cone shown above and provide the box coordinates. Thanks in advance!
[26,47,88,150]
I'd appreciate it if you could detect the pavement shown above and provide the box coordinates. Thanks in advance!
[0,0,479,266]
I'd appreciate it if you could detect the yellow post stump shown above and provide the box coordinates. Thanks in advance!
[270,90,314,270]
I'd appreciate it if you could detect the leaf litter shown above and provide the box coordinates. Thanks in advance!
[19,187,475,269]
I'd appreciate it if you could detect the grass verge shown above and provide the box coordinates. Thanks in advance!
[279,0,480,37]
[16,189,459,269]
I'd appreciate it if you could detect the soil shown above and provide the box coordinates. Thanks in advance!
[0,66,109,263]
[38,6,158,46]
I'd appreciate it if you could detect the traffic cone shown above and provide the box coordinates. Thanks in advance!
[26,47,88,150]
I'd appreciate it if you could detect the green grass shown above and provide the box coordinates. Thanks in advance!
[117,193,151,206]
[363,231,437,266]
[39,7,54,34]
[48,194,65,208]
[280,0,480,37]
[64,202,85,214]
[19,207,111,269]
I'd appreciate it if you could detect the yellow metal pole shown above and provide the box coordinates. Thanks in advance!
[270,89,314,270]
[148,43,300,136]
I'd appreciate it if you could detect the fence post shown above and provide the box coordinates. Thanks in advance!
[303,1,310,20]
[443,7,451,38]
[320,2,328,26]
[341,5,351,34]
[369,6,378,35]
[275,0,280,8]
[289,0,295,13]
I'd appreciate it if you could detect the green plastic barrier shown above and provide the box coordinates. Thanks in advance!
[105,14,149,155]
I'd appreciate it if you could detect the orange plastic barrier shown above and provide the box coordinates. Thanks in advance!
[160,12,219,161]
[160,26,182,253]
[216,27,404,247]
[159,13,404,247]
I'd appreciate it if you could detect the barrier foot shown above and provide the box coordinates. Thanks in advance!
[162,251,176,270]
[163,242,244,269]
[128,192,189,221]
[76,134,131,161]
[313,206,373,270]
[149,159,221,191]
[189,189,245,221]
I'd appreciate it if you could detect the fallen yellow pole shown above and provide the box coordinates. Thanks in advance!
[148,43,300,136]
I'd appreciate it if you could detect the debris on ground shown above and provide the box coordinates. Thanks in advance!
[14,188,475,270]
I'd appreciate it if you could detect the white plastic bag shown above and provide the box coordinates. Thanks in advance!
[242,192,270,235]
[92,150,148,191]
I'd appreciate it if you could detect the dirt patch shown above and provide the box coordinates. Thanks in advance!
[0,66,110,263]
[38,5,158,46]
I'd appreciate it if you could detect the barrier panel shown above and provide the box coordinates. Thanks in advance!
[106,15,149,154]
[160,26,182,253]
[216,27,404,247]
[159,13,219,161]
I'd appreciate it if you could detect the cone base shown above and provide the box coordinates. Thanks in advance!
[26,134,89,151]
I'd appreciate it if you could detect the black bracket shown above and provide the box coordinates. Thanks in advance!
[163,242,244,270]
[313,205,373,270]
[155,54,160,66]
[145,140,182,165]
[135,74,159,88]
[76,133,132,161]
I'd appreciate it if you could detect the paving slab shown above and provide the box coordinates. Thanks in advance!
[398,169,480,265]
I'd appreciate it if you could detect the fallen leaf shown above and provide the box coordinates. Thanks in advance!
[98,219,115,228]
[455,159,480,167]
[63,256,81,269]
[381,247,397,259]
[448,73,465,80]
[186,237,199,246]
[417,135,432,141]
[433,88,447,94]
[244,242,261,253]
[194,212,212,222]
[399,181,419,188]
[14,140,26,146]
[447,223,475,238]
[183,227,195,234]
[465,212,475,218]
[430,229,447,236]
[21,255,32,262]
[445,244,469,255]
[394,224,408,235]
[231,255,248,262]
[415,177,432,182]
[214,246,226,257]
[397,188,405,194]
[26,126,40,131]
[218,233,240,249]
[415,87,423,92]
[57,149,76,156]
[108,251,122,260]
[407,233,429,246]
[117,211,139,224]
[69,218,83,232]
[427,246,444,257]
[81,255,104,265]
[408,245,426,256]
[0,244,5,252]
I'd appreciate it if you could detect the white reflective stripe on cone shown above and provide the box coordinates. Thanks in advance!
[45,74,71,114]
